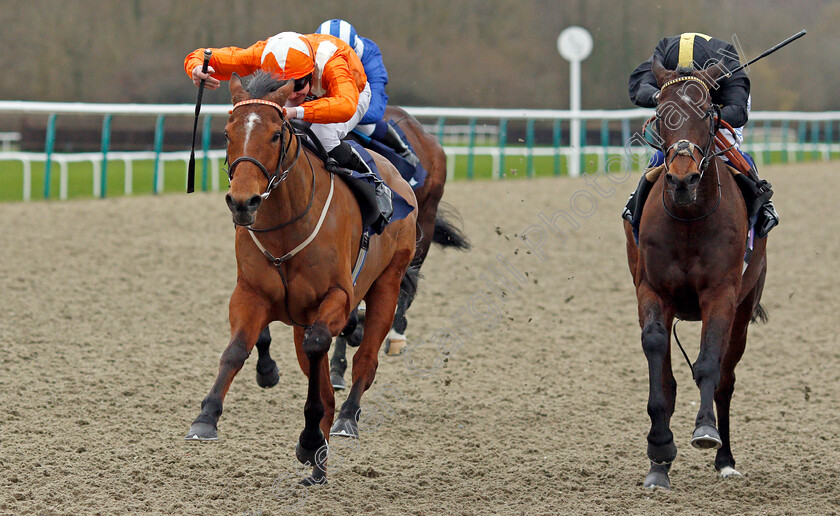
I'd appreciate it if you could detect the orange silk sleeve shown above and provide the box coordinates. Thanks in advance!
[184,40,268,81]
[299,56,364,124]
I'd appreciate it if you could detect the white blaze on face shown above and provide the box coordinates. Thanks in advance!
[244,112,261,148]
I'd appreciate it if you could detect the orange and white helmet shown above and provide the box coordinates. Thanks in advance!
[260,32,315,80]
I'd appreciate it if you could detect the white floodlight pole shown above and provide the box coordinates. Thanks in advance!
[558,27,593,178]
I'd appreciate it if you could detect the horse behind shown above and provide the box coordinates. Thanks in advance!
[322,105,471,389]
[624,59,769,489]
[185,72,417,485]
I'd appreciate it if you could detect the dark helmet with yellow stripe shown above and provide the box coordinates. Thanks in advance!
[663,33,717,70]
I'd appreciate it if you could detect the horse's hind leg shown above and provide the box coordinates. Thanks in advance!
[638,283,677,488]
[255,326,280,388]
[330,309,359,390]
[331,250,411,438]
[715,269,765,478]
[385,265,420,356]
[186,287,270,441]
[293,288,348,484]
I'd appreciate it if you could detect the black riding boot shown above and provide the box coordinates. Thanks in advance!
[328,141,394,233]
[622,173,657,226]
[381,123,420,167]
[732,168,778,238]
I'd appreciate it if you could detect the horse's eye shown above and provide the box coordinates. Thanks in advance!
[223,131,230,141]
[272,131,282,143]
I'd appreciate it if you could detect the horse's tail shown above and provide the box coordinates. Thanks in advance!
[751,302,769,324]
[432,203,471,251]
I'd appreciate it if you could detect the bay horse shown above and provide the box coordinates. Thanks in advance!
[185,71,417,485]
[623,59,768,489]
[252,106,470,393]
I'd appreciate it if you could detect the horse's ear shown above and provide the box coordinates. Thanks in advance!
[651,56,668,87]
[699,60,725,88]
[230,73,248,104]
[266,79,296,106]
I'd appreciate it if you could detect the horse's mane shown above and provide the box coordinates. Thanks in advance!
[246,71,290,99]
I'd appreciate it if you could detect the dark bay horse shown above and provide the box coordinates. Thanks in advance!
[326,106,471,388]
[623,59,768,489]
[380,105,471,350]
[185,72,417,485]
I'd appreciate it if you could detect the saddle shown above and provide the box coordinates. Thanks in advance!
[348,122,427,190]
[289,121,413,233]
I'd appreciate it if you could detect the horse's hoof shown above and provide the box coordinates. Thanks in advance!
[300,467,327,486]
[331,372,346,390]
[256,362,280,388]
[644,462,672,489]
[330,417,359,438]
[300,475,328,486]
[347,324,364,348]
[185,422,218,441]
[691,425,723,450]
[647,440,677,464]
[719,466,742,478]
[295,438,328,466]
[384,331,407,356]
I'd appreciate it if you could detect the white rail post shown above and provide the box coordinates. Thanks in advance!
[22,158,32,201]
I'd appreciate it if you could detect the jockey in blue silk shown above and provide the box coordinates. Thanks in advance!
[315,19,420,167]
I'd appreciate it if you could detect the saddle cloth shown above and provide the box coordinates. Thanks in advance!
[351,121,427,189]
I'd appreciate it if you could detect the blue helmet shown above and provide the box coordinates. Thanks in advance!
[315,19,364,57]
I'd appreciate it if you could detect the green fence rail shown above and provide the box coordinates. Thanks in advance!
[2,101,840,201]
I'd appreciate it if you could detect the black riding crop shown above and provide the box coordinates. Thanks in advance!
[187,48,212,193]
[720,30,807,80]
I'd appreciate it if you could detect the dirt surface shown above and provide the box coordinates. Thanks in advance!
[1,162,839,515]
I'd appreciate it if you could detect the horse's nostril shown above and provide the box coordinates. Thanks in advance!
[225,193,261,213]
[665,173,677,186]
[687,173,701,186]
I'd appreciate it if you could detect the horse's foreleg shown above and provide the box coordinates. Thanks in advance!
[255,326,280,388]
[293,288,348,483]
[715,269,764,477]
[692,286,738,451]
[638,282,676,488]
[663,344,678,427]
[186,286,270,441]
[332,252,410,438]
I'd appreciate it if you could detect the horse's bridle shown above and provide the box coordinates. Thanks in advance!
[642,75,740,222]
[655,77,721,176]
[226,99,302,201]
[225,99,320,232]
